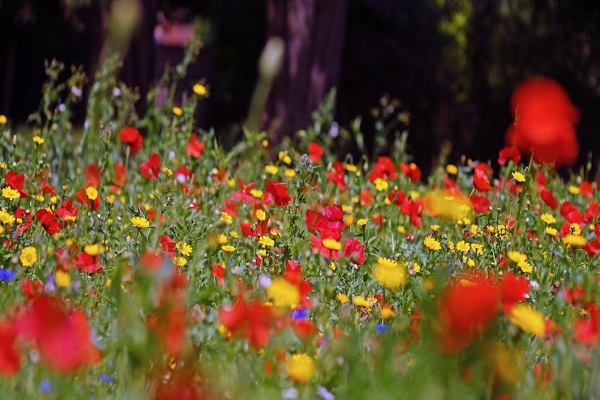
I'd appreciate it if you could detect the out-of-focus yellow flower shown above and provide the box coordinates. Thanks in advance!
[220,211,234,224]
[256,209,266,221]
[424,236,441,251]
[268,278,300,308]
[322,238,342,251]
[86,186,98,201]
[259,236,275,247]
[2,187,20,200]
[221,245,235,252]
[512,171,526,183]
[372,257,407,290]
[337,293,349,304]
[540,213,556,224]
[265,165,279,175]
[176,242,193,256]
[172,106,183,116]
[446,164,458,175]
[508,304,545,335]
[193,83,209,97]
[422,189,472,221]
[84,244,103,256]
[55,270,71,287]
[33,135,44,145]
[285,353,316,383]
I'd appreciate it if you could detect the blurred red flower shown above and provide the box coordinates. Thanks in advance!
[119,126,143,153]
[505,77,580,168]
[140,153,161,180]
[5,171,28,198]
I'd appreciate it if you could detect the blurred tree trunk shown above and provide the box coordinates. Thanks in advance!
[265,0,348,139]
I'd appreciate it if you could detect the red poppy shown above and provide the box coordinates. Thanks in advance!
[74,252,103,273]
[0,319,20,376]
[55,198,79,222]
[560,201,583,223]
[4,171,28,198]
[21,279,43,299]
[186,133,205,158]
[498,146,521,166]
[343,237,366,265]
[84,163,101,188]
[500,272,529,314]
[292,319,318,342]
[212,263,225,285]
[36,209,63,235]
[140,153,161,180]
[218,292,275,348]
[307,142,324,163]
[368,156,398,182]
[505,77,580,168]
[400,162,421,183]
[326,161,347,190]
[76,188,100,211]
[265,181,291,207]
[469,194,490,214]
[119,126,143,153]
[16,295,100,374]
[473,168,492,192]
[540,188,558,210]
[438,275,500,354]
[574,306,600,345]
[113,163,127,186]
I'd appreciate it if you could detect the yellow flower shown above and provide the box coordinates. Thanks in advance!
[176,242,193,256]
[172,106,183,116]
[256,209,266,221]
[381,306,396,319]
[162,167,173,176]
[518,260,533,273]
[229,231,239,239]
[322,238,342,251]
[345,163,357,172]
[430,224,440,232]
[545,227,557,236]
[131,216,150,229]
[512,171,526,183]
[193,83,209,97]
[285,353,316,383]
[540,213,556,224]
[357,218,368,226]
[562,234,587,247]
[445,164,458,175]
[106,195,115,205]
[55,270,71,288]
[250,189,263,198]
[84,243,103,256]
[372,257,407,289]
[258,235,275,247]
[221,245,235,252]
[220,211,234,224]
[508,251,527,263]
[261,139,269,147]
[2,187,20,200]
[374,178,389,192]
[20,246,38,267]
[0,115,7,124]
[569,185,580,194]
[264,165,279,175]
[412,262,421,273]
[353,296,372,309]
[32,135,45,145]
[173,256,187,267]
[284,168,296,178]
[0,209,15,225]
[456,240,470,252]
[508,304,545,335]
[86,186,98,201]
[337,293,349,304]
[216,234,228,245]
[268,278,300,308]
[424,236,441,251]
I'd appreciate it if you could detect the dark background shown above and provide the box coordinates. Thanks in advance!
[1,0,599,174]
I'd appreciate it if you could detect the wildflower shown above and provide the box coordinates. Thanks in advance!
[473,168,492,192]
[172,106,182,116]
[193,83,209,97]
[438,275,500,354]
[5,172,28,198]
[32,136,44,145]
[118,126,143,153]
[259,236,275,247]
[508,304,545,336]
[0,268,16,282]
[372,257,407,290]
[2,187,20,200]
[256,209,266,221]
[221,245,235,252]
[54,270,71,288]
[20,246,38,267]
[267,278,300,308]
[140,153,160,180]
[35,209,63,236]
[0,320,20,376]
[505,77,579,168]
[176,242,192,256]
[173,256,187,267]
[446,164,458,175]
[265,165,279,175]
[285,353,316,383]
[322,238,342,251]
[131,216,150,229]
[424,236,441,251]
[337,293,349,304]
[343,237,366,265]
[545,227,558,236]
[0,115,6,124]
[85,186,98,201]
[381,306,396,319]
[368,156,398,182]
[0,209,15,225]
[563,234,587,247]
[540,213,556,224]
[265,181,291,206]
[186,133,205,158]
[374,178,389,192]
[512,171,526,183]
[218,292,275,348]
[456,241,470,252]
[307,142,324,163]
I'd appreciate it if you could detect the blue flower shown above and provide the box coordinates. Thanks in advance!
[291,308,309,320]
[40,379,51,394]
[98,373,114,383]
[0,268,16,282]
[375,324,388,333]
